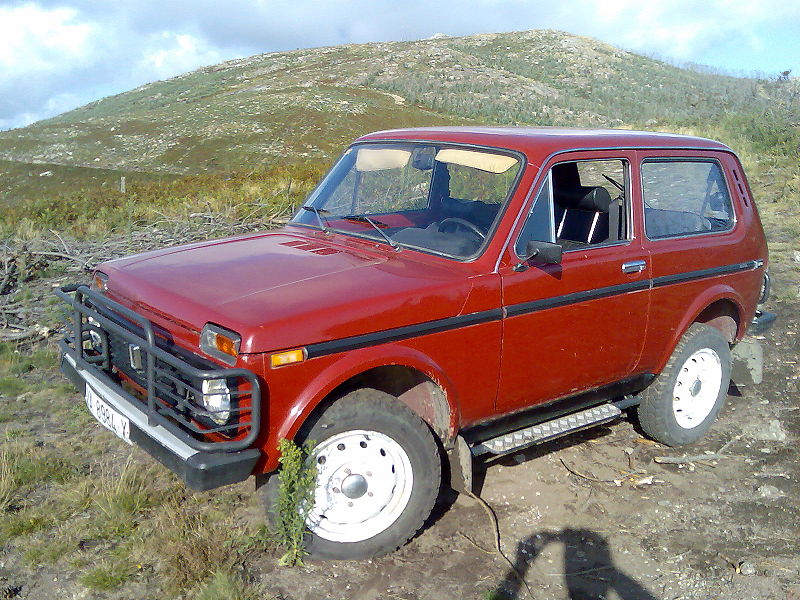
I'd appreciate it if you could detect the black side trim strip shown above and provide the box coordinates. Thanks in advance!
[305,308,503,359]
[651,260,756,288]
[303,260,759,358]
[505,279,650,318]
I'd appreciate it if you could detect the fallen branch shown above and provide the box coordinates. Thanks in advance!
[716,434,742,455]
[560,458,620,483]
[653,454,726,464]
[0,325,51,342]
[29,251,94,270]
[465,490,533,599]
[457,531,494,554]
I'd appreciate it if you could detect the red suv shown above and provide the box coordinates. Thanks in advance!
[58,127,774,559]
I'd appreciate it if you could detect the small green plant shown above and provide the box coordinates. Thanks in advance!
[274,438,317,566]
[79,561,135,590]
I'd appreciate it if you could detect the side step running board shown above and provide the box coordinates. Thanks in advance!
[471,403,622,456]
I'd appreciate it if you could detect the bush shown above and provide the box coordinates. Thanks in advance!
[273,438,317,566]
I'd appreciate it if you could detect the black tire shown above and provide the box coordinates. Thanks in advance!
[258,388,441,560]
[637,323,732,446]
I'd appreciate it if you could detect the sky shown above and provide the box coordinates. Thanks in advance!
[1,0,798,131]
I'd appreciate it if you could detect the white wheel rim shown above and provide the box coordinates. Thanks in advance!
[672,348,723,429]
[306,430,413,543]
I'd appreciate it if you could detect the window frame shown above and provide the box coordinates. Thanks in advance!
[640,157,737,242]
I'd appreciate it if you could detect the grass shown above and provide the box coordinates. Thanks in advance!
[195,570,268,600]
[0,161,325,237]
[0,28,796,598]
[143,498,244,593]
[79,562,136,591]
[0,442,82,509]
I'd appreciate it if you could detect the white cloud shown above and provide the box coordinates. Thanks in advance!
[562,0,800,61]
[136,33,224,80]
[0,4,92,68]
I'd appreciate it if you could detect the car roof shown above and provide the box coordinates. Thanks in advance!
[356,127,731,164]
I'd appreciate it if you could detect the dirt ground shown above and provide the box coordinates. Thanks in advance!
[0,236,797,600]
[240,303,797,600]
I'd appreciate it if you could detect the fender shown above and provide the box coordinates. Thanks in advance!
[654,282,746,375]
[274,343,461,448]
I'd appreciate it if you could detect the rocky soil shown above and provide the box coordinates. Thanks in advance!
[0,228,796,600]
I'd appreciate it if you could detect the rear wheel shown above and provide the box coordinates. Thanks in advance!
[637,323,732,446]
[260,389,441,559]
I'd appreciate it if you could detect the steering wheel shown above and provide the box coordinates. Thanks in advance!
[438,217,486,241]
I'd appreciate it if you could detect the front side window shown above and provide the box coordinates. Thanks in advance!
[642,160,734,239]
[292,143,522,259]
[515,158,628,255]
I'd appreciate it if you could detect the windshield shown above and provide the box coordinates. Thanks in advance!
[291,142,522,259]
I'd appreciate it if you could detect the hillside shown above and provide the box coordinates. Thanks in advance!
[0,29,797,237]
[1,29,796,175]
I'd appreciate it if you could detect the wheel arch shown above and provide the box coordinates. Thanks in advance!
[654,284,745,374]
[275,345,459,448]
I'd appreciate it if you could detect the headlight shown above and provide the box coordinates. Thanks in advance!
[84,316,104,352]
[91,271,109,292]
[201,378,231,425]
[199,324,241,365]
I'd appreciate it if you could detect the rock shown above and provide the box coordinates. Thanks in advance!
[793,250,800,263]
[738,561,756,576]
[757,484,785,499]
[759,420,787,442]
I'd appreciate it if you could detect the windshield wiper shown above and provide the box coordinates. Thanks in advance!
[341,214,401,251]
[301,205,330,233]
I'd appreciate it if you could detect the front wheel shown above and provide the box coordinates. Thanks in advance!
[260,389,441,560]
[637,323,732,446]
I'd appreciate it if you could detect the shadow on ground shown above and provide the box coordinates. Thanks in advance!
[493,528,657,600]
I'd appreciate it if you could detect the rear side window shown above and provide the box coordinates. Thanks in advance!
[641,160,734,239]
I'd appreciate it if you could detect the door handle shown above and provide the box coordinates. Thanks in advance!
[621,260,647,274]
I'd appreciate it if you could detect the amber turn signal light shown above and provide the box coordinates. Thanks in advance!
[91,271,109,292]
[270,348,307,368]
[214,334,237,357]
[199,324,241,366]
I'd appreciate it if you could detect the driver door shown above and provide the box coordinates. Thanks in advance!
[497,154,651,412]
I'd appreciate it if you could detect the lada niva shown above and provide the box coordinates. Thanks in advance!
[58,127,774,559]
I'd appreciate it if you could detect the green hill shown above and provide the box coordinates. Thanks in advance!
[0,29,797,235]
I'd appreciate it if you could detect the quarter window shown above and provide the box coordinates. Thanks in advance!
[641,160,734,239]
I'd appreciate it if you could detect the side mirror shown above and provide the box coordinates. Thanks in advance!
[514,240,562,271]
[525,240,562,264]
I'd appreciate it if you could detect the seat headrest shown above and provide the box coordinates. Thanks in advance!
[555,186,612,213]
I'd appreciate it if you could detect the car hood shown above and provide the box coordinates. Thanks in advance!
[100,230,474,354]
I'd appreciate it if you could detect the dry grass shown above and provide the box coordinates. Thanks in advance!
[144,498,243,593]
[0,447,16,510]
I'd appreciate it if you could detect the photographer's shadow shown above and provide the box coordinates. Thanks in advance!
[494,528,657,600]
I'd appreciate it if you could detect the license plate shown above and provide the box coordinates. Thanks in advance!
[85,384,132,445]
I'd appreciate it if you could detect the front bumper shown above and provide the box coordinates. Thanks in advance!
[56,284,263,491]
[61,352,260,491]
